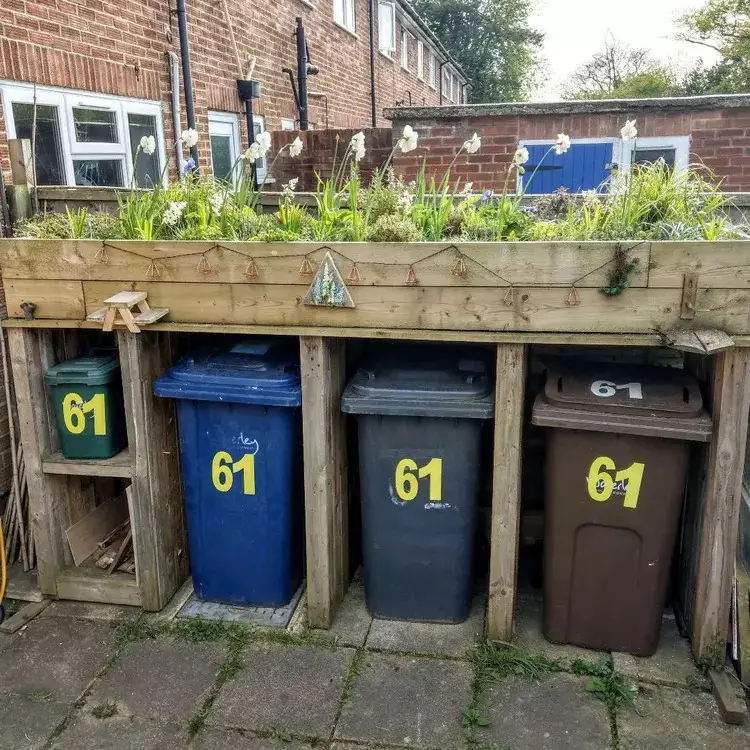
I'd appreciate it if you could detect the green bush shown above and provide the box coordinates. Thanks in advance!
[366,215,421,242]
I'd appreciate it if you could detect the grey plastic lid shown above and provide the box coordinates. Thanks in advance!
[341,360,494,419]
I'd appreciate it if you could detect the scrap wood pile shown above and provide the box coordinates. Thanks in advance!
[0,332,33,571]
[92,517,135,574]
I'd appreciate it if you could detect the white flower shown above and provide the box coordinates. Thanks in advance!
[464,133,481,154]
[255,130,272,153]
[162,201,186,226]
[288,177,299,190]
[288,136,304,157]
[209,192,225,215]
[397,191,414,211]
[244,144,262,161]
[513,146,530,167]
[282,177,299,199]
[621,119,638,141]
[181,128,199,148]
[555,133,571,155]
[398,124,419,153]
[139,135,156,156]
[460,181,474,196]
[351,131,366,162]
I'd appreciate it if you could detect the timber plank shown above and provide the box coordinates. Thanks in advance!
[0,600,50,634]
[55,567,141,607]
[649,242,750,288]
[487,343,527,640]
[0,240,650,288]
[300,337,348,629]
[80,281,750,334]
[691,348,750,661]
[4,279,85,320]
[65,492,129,566]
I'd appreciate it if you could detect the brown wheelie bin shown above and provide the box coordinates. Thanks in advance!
[532,362,712,656]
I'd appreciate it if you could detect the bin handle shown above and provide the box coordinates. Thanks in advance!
[359,368,376,381]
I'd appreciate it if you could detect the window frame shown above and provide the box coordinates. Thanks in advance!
[619,135,690,176]
[280,118,296,131]
[0,80,166,188]
[378,1,396,56]
[401,27,409,70]
[428,51,436,89]
[207,110,242,185]
[417,40,424,80]
[333,0,356,33]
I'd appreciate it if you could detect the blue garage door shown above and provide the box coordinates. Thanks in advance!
[523,142,613,194]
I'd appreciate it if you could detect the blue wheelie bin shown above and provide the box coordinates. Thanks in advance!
[154,340,303,607]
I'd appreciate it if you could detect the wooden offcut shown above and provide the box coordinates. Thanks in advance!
[65,492,129,566]
[300,336,349,629]
[487,343,527,640]
[0,599,50,634]
[710,668,748,725]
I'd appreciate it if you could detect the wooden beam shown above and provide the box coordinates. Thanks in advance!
[42,449,133,478]
[6,328,67,596]
[300,336,349,629]
[55,567,141,607]
[486,343,527,639]
[0,599,50,634]
[118,331,188,611]
[7,139,33,221]
[691,348,750,660]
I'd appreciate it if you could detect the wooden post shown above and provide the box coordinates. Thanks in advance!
[6,328,66,595]
[300,336,349,629]
[118,331,188,611]
[690,347,750,660]
[486,343,527,639]
[8,139,34,222]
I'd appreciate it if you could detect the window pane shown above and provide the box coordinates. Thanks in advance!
[73,159,124,186]
[379,3,393,53]
[73,107,118,143]
[11,102,66,185]
[210,135,233,182]
[128,113,161,188]
[633,148,676,169]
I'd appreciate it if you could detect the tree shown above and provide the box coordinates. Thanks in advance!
[677,0,750,93]
[562,36,678,100]
[411,0,543,103]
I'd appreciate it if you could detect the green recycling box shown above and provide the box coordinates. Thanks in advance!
[45,356,128,459]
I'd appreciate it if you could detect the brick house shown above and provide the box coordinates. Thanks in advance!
[0,0,466,188]
[386,95,750,194]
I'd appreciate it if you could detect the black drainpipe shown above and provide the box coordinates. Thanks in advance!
[368,0,377,127]
[176,0,198,163]
[439,60,446,103]
[295,17,309,130]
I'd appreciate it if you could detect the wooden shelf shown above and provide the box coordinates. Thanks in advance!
[41,448,133,478]
[56,566,141,607]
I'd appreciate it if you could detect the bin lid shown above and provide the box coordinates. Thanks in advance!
[532,363,712,441]
[45,356,120,386]
[341,359,494,419]
[153,341,301,407]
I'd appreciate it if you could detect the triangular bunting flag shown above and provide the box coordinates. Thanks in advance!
[303,251,355,308]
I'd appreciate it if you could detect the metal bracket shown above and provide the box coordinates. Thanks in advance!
[680,273,699,320]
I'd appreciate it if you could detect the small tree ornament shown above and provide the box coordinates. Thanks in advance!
[244,258,260,279]
[346,263,361,283]
[303,251,355,308]
[405,266,419,286]
[94,245,111,264]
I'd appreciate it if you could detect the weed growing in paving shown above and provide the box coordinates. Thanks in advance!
[90,700,118,719]
[570,656,638,711]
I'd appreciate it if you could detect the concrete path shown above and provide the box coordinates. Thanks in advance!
[0,590,748,750]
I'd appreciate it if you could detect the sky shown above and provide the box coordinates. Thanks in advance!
[531,0,721,100]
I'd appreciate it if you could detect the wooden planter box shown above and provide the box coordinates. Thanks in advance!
[1,239,749,658]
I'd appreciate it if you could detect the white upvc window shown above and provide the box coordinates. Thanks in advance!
[0,81,165,188]
[442,67,450,99]
[619,135,691,175]
[378,2,396,55]
[450,72,455,102]
[334,0,356,32]
[417,40,424,80]
[208,111,241,185]
[280,118,296,131]
[401,27,409,70]
[428,51,436,89]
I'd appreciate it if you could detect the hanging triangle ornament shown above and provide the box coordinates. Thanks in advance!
[303,251,355,308]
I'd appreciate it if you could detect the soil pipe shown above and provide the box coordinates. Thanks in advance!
[295,17,309,130]
[176,0,198,163]
[368,0,377,127]
[167,52,185,177]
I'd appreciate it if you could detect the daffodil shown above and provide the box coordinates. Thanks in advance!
[555,133,571,155]
[288,137,304,157]
[140,135,156,156]
[513,146,530,167]
[621,120,638,141]
[351,131,366,162]
[398,125,419,153]
[181,128,199,149]
[464,133,481,154]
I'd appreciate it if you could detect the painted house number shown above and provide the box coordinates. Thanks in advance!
[590,380,643,400]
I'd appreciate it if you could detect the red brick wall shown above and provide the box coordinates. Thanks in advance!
[0,0,448,184]
[390,107,750,192]
[271,127,393,190]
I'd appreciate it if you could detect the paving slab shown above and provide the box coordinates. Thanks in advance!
[192,727,317,748]
[513,592,608,666]
[611,614,706,689]
[335,652,471,749]
[318,576,372,648]
[47,715,188,749]
[209,642,354,737]
[87,639,224,723]
[0,694,71,750]
[476,673,613,750]
[617,684,750,749]
[0,617,114,701]
[40,600,141,623]
[366,594,485,657]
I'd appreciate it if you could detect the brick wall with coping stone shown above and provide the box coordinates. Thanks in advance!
[0,0,448,185]
[385,96,750,192]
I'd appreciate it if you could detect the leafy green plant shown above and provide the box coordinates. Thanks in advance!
[65,206,89,238]
[366,214,421,242]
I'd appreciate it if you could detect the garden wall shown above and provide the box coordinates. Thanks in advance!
[385,95,750,193]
